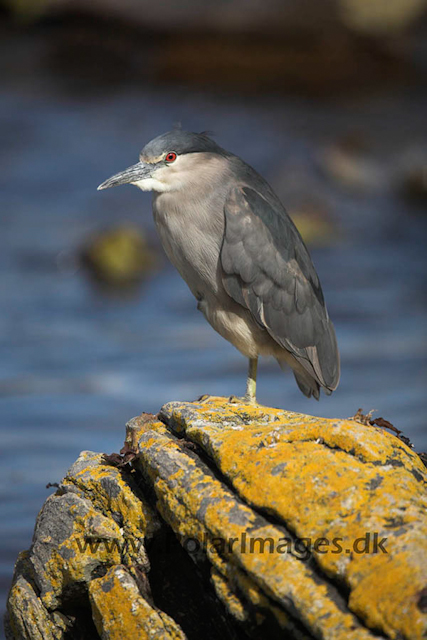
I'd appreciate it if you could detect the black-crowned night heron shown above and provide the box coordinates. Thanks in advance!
[98,129,340,403]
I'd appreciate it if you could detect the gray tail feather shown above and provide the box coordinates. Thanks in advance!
[294,371,320,400]
[316,320,340,392]
[277,358,321,400]
[277,318,339,400]
[292,321,340,395]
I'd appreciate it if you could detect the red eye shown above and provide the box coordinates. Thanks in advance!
[165,152,177,163]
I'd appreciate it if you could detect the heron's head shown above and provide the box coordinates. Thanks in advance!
[97,129,230,194]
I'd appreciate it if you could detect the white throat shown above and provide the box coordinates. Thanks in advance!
[132,178,174,193]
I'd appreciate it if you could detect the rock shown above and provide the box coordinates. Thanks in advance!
[5,451,161,640]
[7,8,410,96]
[81,226,156,290]
[2,0,50,20]
[5,573,67,640]
[290,204,338,246]
[5,398,427,639]
[337,0,427,35]
[318,134,387,193]
[89,565,186,639]
[8,0,427,35]
[398,148,427,206]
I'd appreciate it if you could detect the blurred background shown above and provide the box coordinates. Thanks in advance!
[1,0,427,627]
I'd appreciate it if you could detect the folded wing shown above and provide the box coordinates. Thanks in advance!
[221,185,339,392]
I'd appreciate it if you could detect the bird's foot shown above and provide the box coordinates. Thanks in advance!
[228,394,257,406]
[197,394,257,406]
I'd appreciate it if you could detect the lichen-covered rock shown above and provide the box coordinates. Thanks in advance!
[89,565,186,639]
[157,398,427,640]
[81,226,155,289]
[5,573,67,640]
[32,451,158,611]
[5,398,427,640]
[5,451,161,640]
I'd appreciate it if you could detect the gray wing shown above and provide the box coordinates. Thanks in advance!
[221,185,339,392]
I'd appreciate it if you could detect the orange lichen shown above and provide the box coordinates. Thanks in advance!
[135,421,381,640]
[155,397,427,640]
[89,565,186,639]
[7,576,58,640]
[63,451,159,541]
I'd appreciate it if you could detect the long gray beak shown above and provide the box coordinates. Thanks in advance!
[97,161,152,190]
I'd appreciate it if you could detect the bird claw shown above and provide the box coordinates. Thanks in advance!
[228,394,257,406]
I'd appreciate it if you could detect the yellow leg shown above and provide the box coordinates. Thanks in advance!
[245,357,258,404]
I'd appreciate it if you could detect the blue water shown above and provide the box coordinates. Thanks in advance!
[1,30,427,626]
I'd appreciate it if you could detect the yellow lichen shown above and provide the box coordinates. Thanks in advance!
[7,398,426,640]
[63,452,158,542]
[148,397,427,640]
[41,502,123,609]
[211,567,248,622]
[135,423,379,640]
[89,565,186,639]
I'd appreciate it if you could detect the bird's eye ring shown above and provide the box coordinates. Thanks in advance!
[165,152,177,163]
